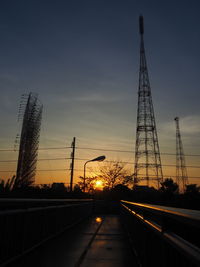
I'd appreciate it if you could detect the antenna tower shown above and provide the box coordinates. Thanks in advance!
[14,92,43,188]
[134,16,163,188]
[174,117,188,192]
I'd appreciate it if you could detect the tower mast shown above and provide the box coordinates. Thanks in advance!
[174,117,188,192]
[14,93,43,188]
[134,16,163,188]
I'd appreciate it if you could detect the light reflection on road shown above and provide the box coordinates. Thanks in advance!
[95,217,102,223]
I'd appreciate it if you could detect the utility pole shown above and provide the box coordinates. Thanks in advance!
[70,137,76,192]
[174,117,188,192]
[134,16,163,188]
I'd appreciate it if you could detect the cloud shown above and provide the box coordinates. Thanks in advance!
[56,92,125,104]
[158,115,200,152]
[160,115,200,136]
[180,115,200,135]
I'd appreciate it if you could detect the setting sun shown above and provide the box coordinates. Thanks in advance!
[94,180,103,189]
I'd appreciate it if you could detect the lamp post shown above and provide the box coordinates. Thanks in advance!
[83,155,106,192]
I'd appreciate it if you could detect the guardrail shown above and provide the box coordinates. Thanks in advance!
[0,198,92,210]
[121,200,200,267]
[0,199,93,266]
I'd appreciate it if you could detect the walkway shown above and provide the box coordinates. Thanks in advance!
[8,215,138,267]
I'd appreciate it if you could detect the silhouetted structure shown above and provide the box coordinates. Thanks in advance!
[14,93,43,188]
[174,117,188,192]
[70,137,76,192]
[134,16,163,188]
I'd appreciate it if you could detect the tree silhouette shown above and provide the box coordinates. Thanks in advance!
[160,178,178,194]
[93,161,132,189]
[78,176,98,193]
[0,176,16,193]
[78,161,132,192]
[185,184,200,195]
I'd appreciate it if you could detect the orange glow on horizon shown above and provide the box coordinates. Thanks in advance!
[1,147,200,187]
[94,179,103,190]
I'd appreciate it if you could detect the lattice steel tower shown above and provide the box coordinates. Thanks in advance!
[134,16,163,188]
[14,93,43,188]
[174,117,188,192]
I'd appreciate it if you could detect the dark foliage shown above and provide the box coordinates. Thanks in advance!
[0,178,199,210]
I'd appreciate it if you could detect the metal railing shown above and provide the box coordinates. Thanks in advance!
[0,198,92,210]
[121,200,200,267]
[0,199,93,266]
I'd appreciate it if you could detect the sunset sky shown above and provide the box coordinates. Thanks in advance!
[0,0,200,186]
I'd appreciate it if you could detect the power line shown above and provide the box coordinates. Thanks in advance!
[0,147,71,152]
[76,147,134,153]
[134,175,200,179]
[0,170,70,173]
[38,157,70,161]
[39,146,71,150]
[0,146,199,157]
[73,170,200,179]
[37,169,71,172]
[1,168,200,179]
[0,158,70,162]
[76,147,200,157]
[75,158,200,168]
[76,158,200,169]
[0,157,200,168]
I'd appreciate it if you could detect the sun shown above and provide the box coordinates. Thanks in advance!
[94,180,103,189]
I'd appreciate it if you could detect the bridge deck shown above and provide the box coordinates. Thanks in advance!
[8,215,138,267]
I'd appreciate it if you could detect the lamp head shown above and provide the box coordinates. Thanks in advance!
[90,155,106,162]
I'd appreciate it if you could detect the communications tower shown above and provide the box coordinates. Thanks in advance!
[174,117,188,192]
[14,93,43,188]
[134,16,163,188]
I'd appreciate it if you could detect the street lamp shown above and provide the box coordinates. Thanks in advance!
[83,155,106,192]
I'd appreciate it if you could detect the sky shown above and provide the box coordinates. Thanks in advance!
[0,0,200,186]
